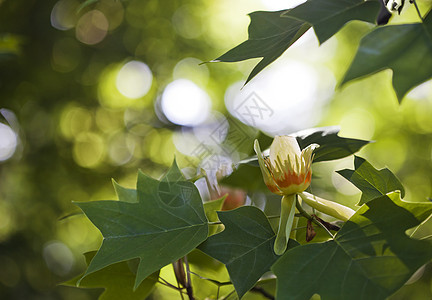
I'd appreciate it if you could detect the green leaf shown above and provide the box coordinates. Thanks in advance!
[337,156,405,205]
[342,10,432,102]
[63,252,158,300]
[204,195,226,236]
[272,192,432,300]
[112,180,137,203]
[283,0,381,43]
[220,163,268,191]
[75,161,208,288]
[199,206,298,298]
[161,159,185,182]
[215,10,310,84]
[294,126,371,162]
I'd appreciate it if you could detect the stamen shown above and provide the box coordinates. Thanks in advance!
[276,155,284,174]
[294,156,300,174]
[300,156,305,174]
[286,155,292,172]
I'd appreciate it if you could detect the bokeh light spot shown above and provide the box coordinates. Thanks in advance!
[225,59,334,134]
[76,10,109,45]
[108,132,135,166]
[96,0,124,31]
[73,132,105,168]
[60,106,93,140]
[161,79,211,126]
[116,61,153,99]
[99,63,155,108]
[0,123,17,161]
[43,241,74,276]
[172,5,202,39]
[51,0,80,31]
[143,129,175,166]
[173,57,209,87]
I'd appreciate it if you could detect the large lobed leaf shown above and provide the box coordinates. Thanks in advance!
[203,196,226,236]
[198,206,294,298]
[294,126,371,162]
[272,192,432,300]
[220,163,268,191]
[342,9,432,102]
[75,161,208,288]
[337,156,405,205]
[215,0,382,83]
[214,10,310,84]
[283,0,381,44]
[63,252,158,300]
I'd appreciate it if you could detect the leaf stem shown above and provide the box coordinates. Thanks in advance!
[189,270,232,286]
[292,226,307,231]
[412,0,424,22]
[158,277,182,290]
[183,256,195,300]
[187,174,205,182]
[295,199,335,239]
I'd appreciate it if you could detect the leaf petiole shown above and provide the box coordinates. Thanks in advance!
[158,277,184,290]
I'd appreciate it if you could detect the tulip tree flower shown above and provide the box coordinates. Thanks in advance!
[254,136,355,255]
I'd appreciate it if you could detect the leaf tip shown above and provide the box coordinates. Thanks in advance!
[76,274,85,287]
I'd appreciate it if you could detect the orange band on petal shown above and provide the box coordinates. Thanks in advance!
[266,183,282,194]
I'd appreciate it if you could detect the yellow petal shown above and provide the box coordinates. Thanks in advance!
[269,136,301,172]
[254,139,282,195]
[301,143,319,167]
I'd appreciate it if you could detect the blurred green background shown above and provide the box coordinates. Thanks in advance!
[0,0,431,299]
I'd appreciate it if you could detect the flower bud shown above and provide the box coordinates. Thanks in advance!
[254,136,318,196]
[299,191,355,221]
